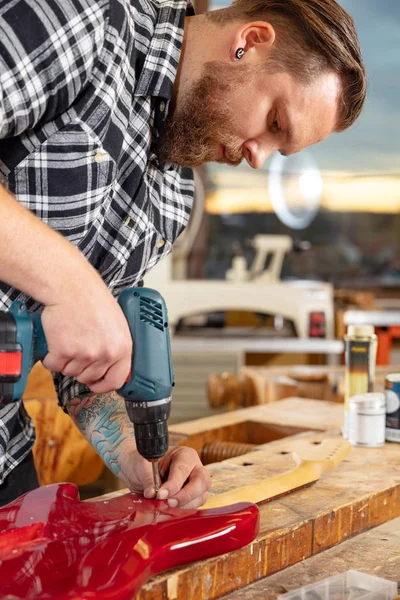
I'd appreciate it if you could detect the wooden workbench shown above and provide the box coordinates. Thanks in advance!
[221,518,400,598]
[102,398,400,600]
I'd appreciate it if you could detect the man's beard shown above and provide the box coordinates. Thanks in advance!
[157,61,252,168]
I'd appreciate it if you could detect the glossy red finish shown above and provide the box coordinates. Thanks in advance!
[0,483,259,599]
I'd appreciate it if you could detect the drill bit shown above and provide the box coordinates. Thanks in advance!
[152,461,162,498]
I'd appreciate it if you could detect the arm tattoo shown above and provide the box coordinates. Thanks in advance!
[67,393,134,475]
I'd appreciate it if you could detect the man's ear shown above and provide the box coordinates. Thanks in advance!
[231,22,276,61]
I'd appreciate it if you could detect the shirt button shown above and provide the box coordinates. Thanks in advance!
[156,239,165,249]
[95,151,106,163]
[159,101,166,113]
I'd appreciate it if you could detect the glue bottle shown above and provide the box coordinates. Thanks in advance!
[343,325,377,439]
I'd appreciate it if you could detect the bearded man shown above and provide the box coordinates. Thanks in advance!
[0,0,365,506]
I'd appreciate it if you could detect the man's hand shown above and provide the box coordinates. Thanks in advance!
[119,444,211,509]
[0,186,132,393]
[42,285,132,394]
[67,392,211,509]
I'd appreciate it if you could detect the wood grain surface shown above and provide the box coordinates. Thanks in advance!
[23,362,105,485]
[23,363,104,486]
[203,437,350,508]
[220,517,400,599]
[25,397,104,486]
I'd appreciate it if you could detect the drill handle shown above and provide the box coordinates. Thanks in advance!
[8,302,48,365]
[30,311,48,363]
[117,288,174,403]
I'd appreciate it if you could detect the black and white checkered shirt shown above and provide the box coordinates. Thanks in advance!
[0,0,194,484]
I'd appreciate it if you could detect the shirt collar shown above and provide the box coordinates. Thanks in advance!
[134,0,194,101]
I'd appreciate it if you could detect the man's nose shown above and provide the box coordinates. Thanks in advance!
[242,140,274,169]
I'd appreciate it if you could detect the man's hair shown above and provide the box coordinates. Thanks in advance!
[206,0,366,131]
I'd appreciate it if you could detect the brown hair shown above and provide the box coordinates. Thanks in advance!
[206,0,366,131]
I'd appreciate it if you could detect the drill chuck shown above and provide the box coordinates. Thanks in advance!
[125,396,171,460]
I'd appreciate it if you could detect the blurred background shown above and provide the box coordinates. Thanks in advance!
[196,0,400,288]
[142,0,400,423]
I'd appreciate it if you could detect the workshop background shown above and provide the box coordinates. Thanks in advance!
[205,0,399,288]
[144,0,400,425]
[23,0,400,494]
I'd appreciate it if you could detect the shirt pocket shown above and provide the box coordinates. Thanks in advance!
[106,221,172,297]
[8,121,116,245]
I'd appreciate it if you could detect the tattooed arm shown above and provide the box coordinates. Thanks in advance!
[66,393,211,509]
[67,392,132,476]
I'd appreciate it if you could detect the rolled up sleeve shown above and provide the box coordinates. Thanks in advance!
[0,0,107,138]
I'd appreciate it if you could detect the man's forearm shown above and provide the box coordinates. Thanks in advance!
[0,183,106,305]
[67,392,135,475]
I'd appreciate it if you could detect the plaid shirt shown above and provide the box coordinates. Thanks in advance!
[0,0,194,484]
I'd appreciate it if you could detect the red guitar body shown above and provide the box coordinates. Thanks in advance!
[0,483,259,599]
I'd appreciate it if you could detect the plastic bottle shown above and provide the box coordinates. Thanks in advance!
[343,324,377,439]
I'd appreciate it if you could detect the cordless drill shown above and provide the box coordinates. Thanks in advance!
[0,288,174,489]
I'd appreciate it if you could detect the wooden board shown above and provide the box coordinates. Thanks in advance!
[22,363,105,487]
[24,397,104,486]
[207,365,400,410]
[24,369,400,598]
[171,397,344,440]
[239,365,399,405]
[97,398,400,600]
[221,517,400,599]
[203,437,350,509]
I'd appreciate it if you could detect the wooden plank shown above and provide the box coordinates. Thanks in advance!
[238,365,400,405]
[203,437,350,509]
[23,362,57,399]
[221,517,400,599]
[170,397,344,439]
[24,397,104,486]
[206,365,400,409]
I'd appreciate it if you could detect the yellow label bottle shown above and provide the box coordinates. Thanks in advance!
[343,324,377,438]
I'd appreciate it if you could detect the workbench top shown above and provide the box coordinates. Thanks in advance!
[101,398,400,600]
[91,398,400,600]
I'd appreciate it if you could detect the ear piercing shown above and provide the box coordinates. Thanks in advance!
[235,47,245,60]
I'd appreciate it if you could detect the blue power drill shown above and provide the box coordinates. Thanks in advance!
[0,288,174,479]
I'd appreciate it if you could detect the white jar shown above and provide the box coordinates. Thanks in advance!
[348,393,386,448]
